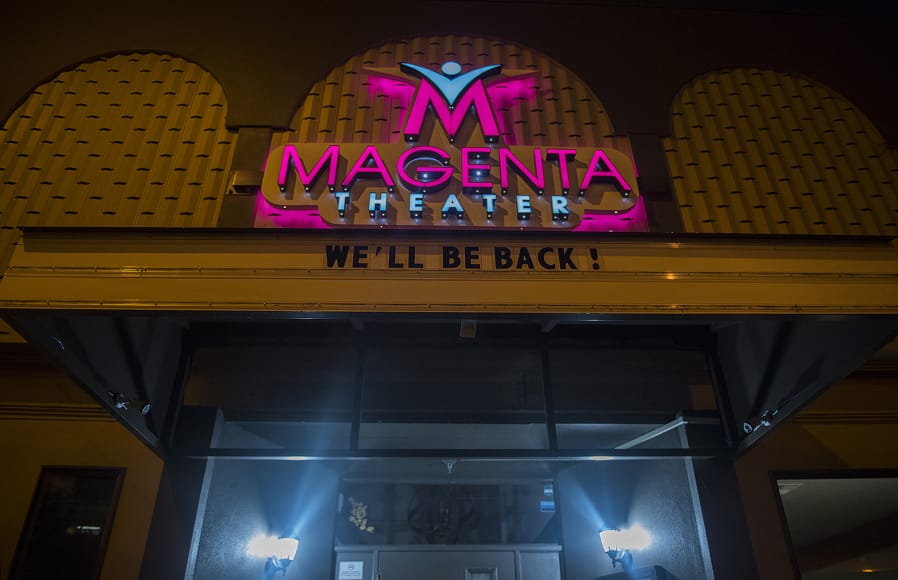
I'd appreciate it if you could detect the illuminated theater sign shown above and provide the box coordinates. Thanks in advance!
[260,59,641,230]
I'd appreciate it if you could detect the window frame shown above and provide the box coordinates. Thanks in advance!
[10,466,126,580]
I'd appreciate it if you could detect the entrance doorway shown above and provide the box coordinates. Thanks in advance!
[174,319,724,579]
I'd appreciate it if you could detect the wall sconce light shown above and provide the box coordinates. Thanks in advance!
[248,534,299,576]
[599,525,651,570]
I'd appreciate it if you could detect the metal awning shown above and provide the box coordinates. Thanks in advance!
[2,228,897,458]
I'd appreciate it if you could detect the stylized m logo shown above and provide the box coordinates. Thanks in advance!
[401,62,502,143]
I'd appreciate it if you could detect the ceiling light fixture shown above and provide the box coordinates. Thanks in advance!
[599,525,652,570]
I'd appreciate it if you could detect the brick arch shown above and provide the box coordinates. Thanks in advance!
[0,52,236,274]
[664,68,898,235]
[273,35,624,150]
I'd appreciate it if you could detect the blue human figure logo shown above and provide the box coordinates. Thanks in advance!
[400,61,501,109]
[400,61,503,141]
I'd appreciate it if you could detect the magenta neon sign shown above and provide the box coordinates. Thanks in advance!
[259,60,644,230]
[400,61,502,142]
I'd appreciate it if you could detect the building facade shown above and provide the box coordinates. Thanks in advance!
[1,3,897,579]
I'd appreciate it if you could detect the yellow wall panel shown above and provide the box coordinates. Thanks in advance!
[0,53,236,276]
[665,68,898,235]
[0,417,163,580]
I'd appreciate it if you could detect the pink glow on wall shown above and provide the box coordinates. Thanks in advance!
[365,75,414,143]
[573,196,649,232]
[579,149,632,192]
[486,78,540,145]
[253,193,330,229]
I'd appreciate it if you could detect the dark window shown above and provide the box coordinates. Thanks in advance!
[360,346,548,450]
[178,320,723,453]
[185,345,357,450]
[11,467,124,580]
[551,348,715,415]
[551,347,719,450]
[185,345,357,416]
[363,346,545,417]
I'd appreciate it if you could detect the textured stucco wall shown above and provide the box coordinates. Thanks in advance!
[557,458,710,580]
[192,460,340,580]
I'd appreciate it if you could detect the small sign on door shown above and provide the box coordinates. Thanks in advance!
[338,561,364,580]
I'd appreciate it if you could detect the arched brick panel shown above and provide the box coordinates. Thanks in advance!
[0,52,236,274]
[665,68,898,235]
